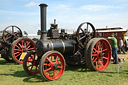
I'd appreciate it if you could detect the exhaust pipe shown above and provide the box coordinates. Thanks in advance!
[39,4,48,41]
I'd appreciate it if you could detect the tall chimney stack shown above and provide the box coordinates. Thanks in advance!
[39,4,48,41]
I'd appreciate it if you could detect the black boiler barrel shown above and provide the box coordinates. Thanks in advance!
[51,40,75,54]
[35,40,75,57]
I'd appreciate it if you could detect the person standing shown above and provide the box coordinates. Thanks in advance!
[125,39,128,55]
[119,38,125,54]
[108,34,119,64]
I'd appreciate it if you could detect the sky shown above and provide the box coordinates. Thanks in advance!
[0,0,128,34]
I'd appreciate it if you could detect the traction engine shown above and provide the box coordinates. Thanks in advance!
[23,4,111,81]
[0,25,35,64]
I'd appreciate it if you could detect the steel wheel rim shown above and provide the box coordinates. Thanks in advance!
[92,39,111,71]
[13,38,35,63]
[25,52,39,74]
[42,53,65,80]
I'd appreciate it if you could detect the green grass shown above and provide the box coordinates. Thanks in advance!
[0,58,128,85]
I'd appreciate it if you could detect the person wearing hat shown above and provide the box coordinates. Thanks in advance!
[108,33,119,64]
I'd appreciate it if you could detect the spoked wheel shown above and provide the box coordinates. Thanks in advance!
[39,51,65,81]
[1,48,13,62]
[23,50,40,75]
[76,22,96,48]
[86,38,111,71]
[1,53,13,62]
[11,37,35,64]
[2,25,23,45]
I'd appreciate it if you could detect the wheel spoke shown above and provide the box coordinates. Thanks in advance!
[93,57,97,63]
[98,59,102,65]
[55,69,59,74]
[96,61,98,67]
[98,45,100,51]
[93,48,97,53]
[6,36,12,40]
[79,35,86,41]
[30,65,33,71]
[18,42,22,48]
[86,23,88,32]
[98,58,104,68]
[99,63,103,68]
[92,54,97,56]
[96,42,100,51]
[102,53,105,55]
[26,42,31,48]
[27,45,31,49]
[93,50,96,54]
[95,43,98,50]
[44,67,52,72]
[92,56,95,61]
[5,30,11,35]
[15,44,21,49]
[102,49,108,52]
[14,48,22,51]
[27,60,32,62]
[27,47,35,51]
[46,57,53,64]
[56,61,61,64]
[15,53,21,58]
[22,40,24,47]
[35,65,39,72]
[53,70,55,77]
[12,37,14,42]
[51,56,53,61]
[12,26,14,33]
[27,65,32,68]
[48,70,51,76]
[80,28,85,34]
[43,63,48,66]
[14,36,18,40]
[30,55,34,60]
[99,43,103,51]
[57,66,62,69]
[102,57,108,60]
[55,56,58,62]
[14,31,21,36]
[14,51,21,55]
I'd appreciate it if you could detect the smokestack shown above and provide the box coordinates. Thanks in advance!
[39,4,48,41]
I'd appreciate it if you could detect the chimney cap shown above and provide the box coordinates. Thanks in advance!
[39,4,48,7]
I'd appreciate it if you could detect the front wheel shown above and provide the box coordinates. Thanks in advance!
[23,50,40,75]
[39,51,65,81]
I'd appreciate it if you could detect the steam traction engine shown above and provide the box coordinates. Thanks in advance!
[23,4,111,81]
[0,25,35,64]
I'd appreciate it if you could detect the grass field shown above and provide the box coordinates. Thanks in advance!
[0,54,128,85]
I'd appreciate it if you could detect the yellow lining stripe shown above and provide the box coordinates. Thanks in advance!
[61,40,65,53]
[50,40,54,50]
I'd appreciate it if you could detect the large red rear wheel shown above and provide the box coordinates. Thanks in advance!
[23,50,40,75]
[11,37,35,64]
[39,51,65,81]
[86,38,111,71]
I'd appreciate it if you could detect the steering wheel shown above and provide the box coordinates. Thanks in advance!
[2,25,23,45]
[76,22,96,48]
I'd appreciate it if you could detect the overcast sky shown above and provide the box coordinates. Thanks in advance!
[0,0,128,34]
